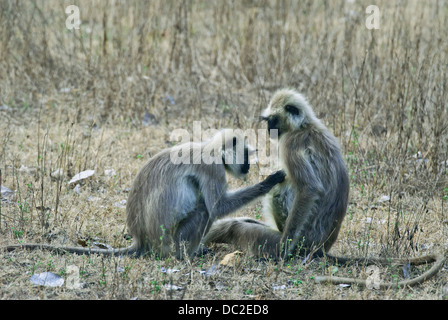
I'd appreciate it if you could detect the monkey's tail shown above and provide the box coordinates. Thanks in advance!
[315,253,445,289]
[2,243,139,256]
[204,217,284,257]
[322,252,440,266]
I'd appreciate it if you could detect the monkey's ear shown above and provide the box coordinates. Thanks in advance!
[285,104,301,116]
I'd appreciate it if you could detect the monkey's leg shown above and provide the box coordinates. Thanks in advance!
[281,190,318,256]
[174,203,211,259]
[205,217,283,257]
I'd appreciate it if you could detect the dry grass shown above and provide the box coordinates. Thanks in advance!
[0,0,447,300]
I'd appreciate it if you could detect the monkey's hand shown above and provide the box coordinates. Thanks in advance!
[262,170,286,189]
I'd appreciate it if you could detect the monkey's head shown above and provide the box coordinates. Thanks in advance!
[260,89,321,137]
[220,130,256,179]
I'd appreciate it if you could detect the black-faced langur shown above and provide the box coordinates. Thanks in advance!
[3,129,285,259]
[204,89,444,288]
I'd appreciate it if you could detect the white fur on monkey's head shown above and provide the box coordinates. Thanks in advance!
[261,89,324,134]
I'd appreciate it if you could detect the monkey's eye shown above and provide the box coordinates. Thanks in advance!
[285,105,300,116]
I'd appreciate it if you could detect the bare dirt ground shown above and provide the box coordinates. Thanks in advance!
[0,0,447,300]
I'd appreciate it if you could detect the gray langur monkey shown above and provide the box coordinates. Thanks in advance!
[124,128,285,258]
[205,89,349,258]
[2,129,285,259]
[204,89,444,288]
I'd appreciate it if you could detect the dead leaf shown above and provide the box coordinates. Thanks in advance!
[104,169,116,177]
[377,195,390,203]
[1,186,14,198]
[161,267,180,274]
[114,200,127,208]
[77,239,89,247]
[30,272,64,287]
[199,264,218,277]
[272,285,286,290]
[51,168,64,181]
[68,169,95,185]
[164,284,182,291]
[219,250,243,267]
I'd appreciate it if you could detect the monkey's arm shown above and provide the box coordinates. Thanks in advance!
[203,170,286,218]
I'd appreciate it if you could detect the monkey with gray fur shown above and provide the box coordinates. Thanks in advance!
[205,89,349,257]
[3,129,286,259]
[204,89,444,287]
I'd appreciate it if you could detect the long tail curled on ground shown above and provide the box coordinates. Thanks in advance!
[315,253,446,288]
[1,243,138,256]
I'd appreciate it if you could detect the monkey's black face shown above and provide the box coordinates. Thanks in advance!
[261,115,282,138]
[223,138,251,179]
